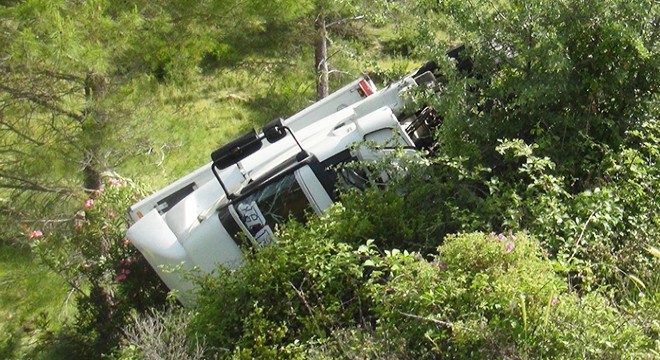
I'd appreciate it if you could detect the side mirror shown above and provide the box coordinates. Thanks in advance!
[263,117,287,143]
[211,129,263,169]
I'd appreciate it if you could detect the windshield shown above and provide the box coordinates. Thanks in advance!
[311,149,374,200]
[232,172,311,247]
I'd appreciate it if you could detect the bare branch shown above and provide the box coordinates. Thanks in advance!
[0,64,84,83]
[398,311,479,334]
[288,280,316,317]
[327,15,365,28]
[34,68,84,83]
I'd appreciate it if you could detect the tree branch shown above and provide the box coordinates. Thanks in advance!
[0,64,84,83]
[398,311,456,328]
[327,15,365,28]
[0,120,45,145]
[0,84,84,122]
[0,173,73,194]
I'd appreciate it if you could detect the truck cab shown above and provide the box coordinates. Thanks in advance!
[126,58,454,304]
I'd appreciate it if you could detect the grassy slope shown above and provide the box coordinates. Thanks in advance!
[122,66,316,187]
[0,245,73,359]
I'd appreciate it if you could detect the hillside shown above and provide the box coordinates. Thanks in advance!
[1,0,659,358]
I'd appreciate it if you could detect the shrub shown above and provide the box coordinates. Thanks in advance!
[30,178,168,357]
[114,307,206,360]
[327,151,493,252]
[189,219,373,359]
[347,120,660,299]
[493,123,660,297]
[191,227,656,358]
[369,232,653,359]
[428,0,660,188]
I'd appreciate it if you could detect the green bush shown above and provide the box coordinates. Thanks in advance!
[389,0,660,304]
[429,0,660,187]
[30,178,168,357]
[369,232,653,359]
[190,219,372,359]
[326,152,493,252]
[191,220,657,358]
[339,119,659,299]
[492,123,660,296]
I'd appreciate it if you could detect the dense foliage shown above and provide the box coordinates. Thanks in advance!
[28,179,169,357]
[1,0,658,358]
[429,0,660,181]
[187,228,656,359]
[423,0,660,297]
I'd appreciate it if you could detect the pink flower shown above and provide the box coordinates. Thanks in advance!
[115,268,131,282]
[551,297,559,306]
[120,258,133,267]
[108,178,122,186]
[84,198,94,209]
[497,233,507,242]
[28,230,43,239]
[504,240,515,254]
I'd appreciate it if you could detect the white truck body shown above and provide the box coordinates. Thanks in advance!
[126,63,450,304]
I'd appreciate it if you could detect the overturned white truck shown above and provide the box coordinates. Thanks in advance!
[127,48,467,304]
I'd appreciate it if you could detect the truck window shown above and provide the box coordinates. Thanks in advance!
[232,172,311,248]
[310,149,374,200]
[337,166,370,190]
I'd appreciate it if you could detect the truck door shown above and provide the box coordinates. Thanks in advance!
[295,165,333,214]
[226,164,332,248]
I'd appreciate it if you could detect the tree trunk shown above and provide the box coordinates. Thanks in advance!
[315,13,329,100]
[82,72,107,191]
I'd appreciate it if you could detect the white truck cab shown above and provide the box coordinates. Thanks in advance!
[126,49,467,304]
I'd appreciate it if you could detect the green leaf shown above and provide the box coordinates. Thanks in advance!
[646,246,660,259]
[627,274,646,290]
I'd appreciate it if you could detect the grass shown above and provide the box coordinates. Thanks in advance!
[118,66,316,189]
[0,244,73,359]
